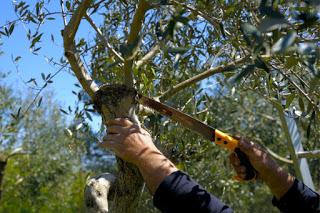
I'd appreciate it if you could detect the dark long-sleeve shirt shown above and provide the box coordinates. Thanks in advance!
[153,171,320,213]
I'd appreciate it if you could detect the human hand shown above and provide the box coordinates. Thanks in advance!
[229,138,295,199]
[100,118,160,166]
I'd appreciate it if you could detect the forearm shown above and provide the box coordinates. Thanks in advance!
[262,167,295,199]
[136,149,178,195]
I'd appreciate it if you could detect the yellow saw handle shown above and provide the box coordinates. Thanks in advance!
[214,129,257,181]
[214,129,239,151]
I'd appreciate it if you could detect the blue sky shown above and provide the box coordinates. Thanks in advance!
[0,1,102,130]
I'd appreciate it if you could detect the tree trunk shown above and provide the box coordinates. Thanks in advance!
[84,85,144,213]
[0,154,7,202]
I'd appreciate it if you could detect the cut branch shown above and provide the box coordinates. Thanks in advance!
[296,150,320,159]
[159,57,248,101]
[63,0,98,98]
[85,14,124,63]
[60,0,67,26]
[123,0,149,86]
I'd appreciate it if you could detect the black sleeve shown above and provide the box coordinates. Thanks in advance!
[272,179,320,213]
[153,171,233,213]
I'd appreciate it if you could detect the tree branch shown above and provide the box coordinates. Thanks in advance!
[266,148,293,164]
[7,149,29,160]
[271,64,318,111]
[169,0,230,36]
[84,14,124,63]
[159,57,248,101]
[60,0,67,26]
[135,44,160,69]
[296,150,320,159]
[63,0,98,98]
[123,0,149,86]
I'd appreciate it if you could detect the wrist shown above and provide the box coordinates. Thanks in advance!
[264,167,295,199]
[134,145,162,167]
[136,147,178,194]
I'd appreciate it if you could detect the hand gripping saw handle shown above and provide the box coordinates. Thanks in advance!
[138,95,257,180]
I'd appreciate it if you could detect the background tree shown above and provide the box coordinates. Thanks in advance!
[1,0,319,212]
[0,72,116,212]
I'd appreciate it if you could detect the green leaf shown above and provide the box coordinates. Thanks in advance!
[41,73,45,80]
[284,56,298,69]
[259,4,285,19]
[14,56,22,62]
[60,109,68,115]
[271,31,296,53]
[17,107,21,118]
[309,77,320,92]
[285,94,295,108]
[298,97,305,112]
[38,97,42,107]
[26,78,37,86]
[46,73,51,80]
[306,111,315,139]
[257,17,289,32]
[36,2,40,16]
[30,33,43,48]
[85,111,92,121]
[66,1,71,10]
[9,23,15,35]
[166,47,190,54]
[4,27,9,36]
[254,57,269,72]
[240,23,262,46]
[10,113,17,120]
[0,30,6,36]
[228,64,255,85]
[33,47,41,53]
[64,128,73,137]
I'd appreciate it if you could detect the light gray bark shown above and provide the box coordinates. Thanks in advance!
[84,84,144,213]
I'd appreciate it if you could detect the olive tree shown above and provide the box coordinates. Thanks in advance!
[2,0,319,212]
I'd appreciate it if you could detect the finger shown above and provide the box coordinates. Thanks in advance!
[230,153,247,174]
[140,127,151,136]
[238,172,247,180]
[232,164,247,177]
[235,165,247,174]
[100,134,121,149]
[102,134,119,142]
[127,125,143,134]
[238,138,255,156]
[107,125,126,134]
[107,118,133,127]
[99,139,115,149]
[103,134,120,145]
[105,133,121,141]
[229,152,240,166]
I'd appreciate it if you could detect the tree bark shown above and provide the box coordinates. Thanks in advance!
[0,154,7,202]
[63,1,146,211]
[84,84,144,213]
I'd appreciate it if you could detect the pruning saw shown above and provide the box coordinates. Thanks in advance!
[138,94,257,180]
